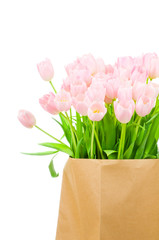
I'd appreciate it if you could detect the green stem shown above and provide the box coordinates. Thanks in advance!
[91,121,95,159]
[35,125,64,144]
[96,122,100,159]
[94,129,104,159]
[70,108,72,125]
[89,120,104,159]
[50,81,57,94]
[118,123,126,159]
[65,112,77,151]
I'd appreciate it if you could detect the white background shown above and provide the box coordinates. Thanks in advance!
[0,0,159,239]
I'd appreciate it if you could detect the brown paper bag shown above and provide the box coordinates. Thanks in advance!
[56,158,159,240]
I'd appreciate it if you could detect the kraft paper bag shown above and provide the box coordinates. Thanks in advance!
[56,158,159,240]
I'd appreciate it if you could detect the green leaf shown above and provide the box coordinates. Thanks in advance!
[155,125,159,141]
[135,125,151,159]
[146,112,159,124]
[144,114,159,157]
[76,112,82,141]
[123,142,135,159]
[39,142,74,157]
[103,112,116,150]
[48,159,59,178]
[136,123,145,146]
[144,154,157,159]
[75,138,84,158]
[58,114,72,144]
[21,151,58,156]
[104,150,117,157]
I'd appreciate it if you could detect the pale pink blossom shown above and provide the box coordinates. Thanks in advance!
[87,83,106,102]
[92,72,108,87]
[132,81,146,101]
[150,82,159,98]
[39,92,59,115]
[65,60,80,75]
[88,102,107,121]
[116,56,134,70]
[136,96,155,117]
[18,110,36,128]
[143,53,159,79]
[61,78,71,92]
[105,64,114,74]
[114,100,135,123]
[54,89,72,112]
[117,86,132,103]
[69,69,91,88]
[96,58,105,73]
[69,74,87,97]
[105,78,120,100]
[78,54,97,75]
[130,66,148,84]
[114,66,131,82]
[37,58,54,81]
[143,84,157,99]
[72,94,91,116]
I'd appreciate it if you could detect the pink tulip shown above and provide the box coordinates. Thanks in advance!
[150,82,159,98]
[96,58,105,73]
[37,58,54,81]
[54,89,72,112]
[61,78,71,92]
[65,60,80,75]
[69,73,87,97]
[105,78,120,100]
[18,110,36,128]
[79,54,97,75]
[143,53,159,79]
[143,83,156,99]
[39,92,59,115]
[136,96,155,117]
[92,72,108,87]
[87,83,106,102]
[117,86,132,103]
[88,102,107,121]
[130,66,148,84]
[105,64,114,74]
[132,81,146,101]
[72,94,91,116]
[114,66,131,82]
[114,100,135,123]
[116,56,134,70]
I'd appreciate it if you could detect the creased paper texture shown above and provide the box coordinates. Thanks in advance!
[56,158,159,240]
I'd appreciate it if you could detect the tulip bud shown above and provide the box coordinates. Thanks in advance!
[18,110,36,128]
[136,96,155,117]
[88,102,107,121]
[114,100,135,123]
[39,92,59,115]
[37,58,54,81]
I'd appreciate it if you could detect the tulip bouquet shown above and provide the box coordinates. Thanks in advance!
[18,53,159,177]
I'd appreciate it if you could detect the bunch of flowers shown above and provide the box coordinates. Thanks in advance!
[18,53,159,176]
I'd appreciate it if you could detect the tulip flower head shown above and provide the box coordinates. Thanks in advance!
[143,53,159,79]
[88,102,107,121]
[136,96,155,117]
[72,93,91,116]
[37,58,54,81]
[55,89,72,112]
[18,110,36,128]
[39,92,59,115]
[114,100,135,123]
